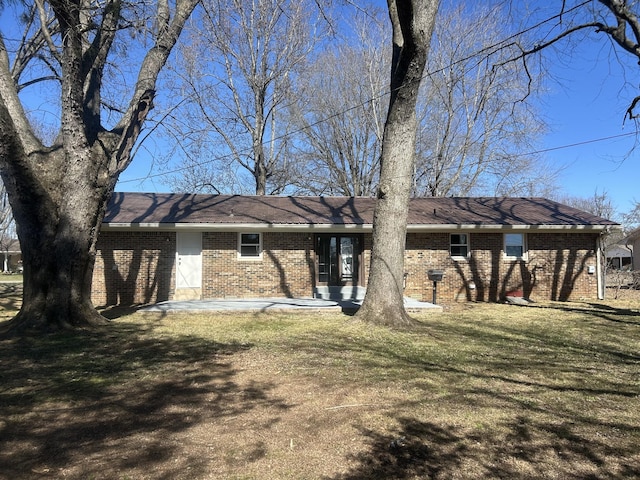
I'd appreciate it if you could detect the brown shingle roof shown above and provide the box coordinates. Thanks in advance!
[103,192,618,228]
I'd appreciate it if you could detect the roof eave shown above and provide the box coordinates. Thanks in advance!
[101,222,616,232]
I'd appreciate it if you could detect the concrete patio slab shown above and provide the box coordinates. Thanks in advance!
[140,297,442,313]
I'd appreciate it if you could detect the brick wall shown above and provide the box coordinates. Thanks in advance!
[93,229,601,306]
[201,232,315,298]
[92,231,176,307]
[404,231,600,302]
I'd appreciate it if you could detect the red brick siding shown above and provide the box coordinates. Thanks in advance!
[201,232,315,298]
[93,230,600,306]
[92,231,176,306]
[362,233,372,286]
[404,232,599,302]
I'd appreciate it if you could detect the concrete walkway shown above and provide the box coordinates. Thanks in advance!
[140,296,442,313]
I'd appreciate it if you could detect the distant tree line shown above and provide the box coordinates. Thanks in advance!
[161,0,554,199]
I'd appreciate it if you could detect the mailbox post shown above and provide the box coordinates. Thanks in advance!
[427,269,445,304]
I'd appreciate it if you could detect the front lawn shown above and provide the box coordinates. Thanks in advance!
[0,273,22,283]
[0,300,638,479]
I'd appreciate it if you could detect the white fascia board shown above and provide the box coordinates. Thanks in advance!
[101,222,373,232]
[405,224,614,233]
[102,222,613,233]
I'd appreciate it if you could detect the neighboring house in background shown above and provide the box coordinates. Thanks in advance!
[93,192,620,307]
[623,227,640,271]
[1,239,21,273]
[606,244,633,271]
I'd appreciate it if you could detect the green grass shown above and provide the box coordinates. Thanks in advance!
[0,301,639,479]
[0,273,22,282]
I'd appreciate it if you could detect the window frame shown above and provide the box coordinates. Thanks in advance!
[450,233,470,259]
[503,232,527,260]
[237,232,263,259]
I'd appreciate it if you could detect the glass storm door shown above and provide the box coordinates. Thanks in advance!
[316,235,361,286]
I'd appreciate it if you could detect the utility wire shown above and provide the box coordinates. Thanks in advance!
[515,131,636,156]
[119,130,638,184]
[119,0,610,186]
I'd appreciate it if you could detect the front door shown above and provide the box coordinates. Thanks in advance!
[176,231,202,299]
[316,234,362,286]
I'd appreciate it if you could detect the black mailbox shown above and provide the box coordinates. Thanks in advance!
[428,269,445,282]
[427,269,445,304]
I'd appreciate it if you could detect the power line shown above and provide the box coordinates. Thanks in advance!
[119,130,638,185]
[119,0,606,186]
[516,132,637,157]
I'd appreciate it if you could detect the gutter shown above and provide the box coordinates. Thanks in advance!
[101,222,616,233]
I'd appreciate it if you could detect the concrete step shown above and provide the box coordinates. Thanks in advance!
[313,286,366,301]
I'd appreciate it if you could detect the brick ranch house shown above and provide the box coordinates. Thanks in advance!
[92,192,619,307]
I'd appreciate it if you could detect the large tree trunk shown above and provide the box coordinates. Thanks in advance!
[0,0,197,335]
[0,106,110,332]
[13,198,108,331]
[355,0,439,327]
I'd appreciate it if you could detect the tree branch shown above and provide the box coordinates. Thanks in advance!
[106,0,198,177]
[625,95,640,121]
[116,0,199,131]
[34,0,61,64]
[0,35,42,153]
[114,89,155,172]
[599,0,640,58]
[494,22,604,69]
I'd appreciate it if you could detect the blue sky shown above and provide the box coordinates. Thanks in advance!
[537,37,639,220]
[118,60,639,217]
[1,2,637,221]
[115,2,639,222]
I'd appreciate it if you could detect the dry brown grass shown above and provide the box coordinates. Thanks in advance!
[0,283,21,322]
[0,285,639,479]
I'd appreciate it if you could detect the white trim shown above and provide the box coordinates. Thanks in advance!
[101,222,614,233]
[596,235,604,300]
[503,232,528,261]
[237,232,263,260]
[102,223,371,232]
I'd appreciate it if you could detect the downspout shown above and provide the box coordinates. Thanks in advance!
[596,229,607,300]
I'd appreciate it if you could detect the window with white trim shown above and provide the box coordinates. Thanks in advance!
[504,233,526,259]
[450,233,469,258]
[238,233,262,258]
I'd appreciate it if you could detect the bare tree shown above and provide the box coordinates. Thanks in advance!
[355,0,440,327]
[166,0,325,195]
[289,3,554,199]
[290,9,388,196]
[504,1,640,122]
[0,0,197,333]
[413,3,552,197]
[557,190,617,220]
[622,201,640,232]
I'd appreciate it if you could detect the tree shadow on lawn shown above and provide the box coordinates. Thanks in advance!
[524,301,640,325]
[298,323,640,479]
[0,321,289,479]
[329,414,640,480]
[0,283,22,317]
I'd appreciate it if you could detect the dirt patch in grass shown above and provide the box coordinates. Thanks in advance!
[0,295,639,479]
[0,283,22,322]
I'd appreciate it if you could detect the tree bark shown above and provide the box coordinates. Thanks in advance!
[355,0,439,327]
[0,0,197,334]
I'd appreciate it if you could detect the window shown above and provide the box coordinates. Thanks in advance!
[450,233,469,258]
[504,233,526,259]
[238,233,262,258]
